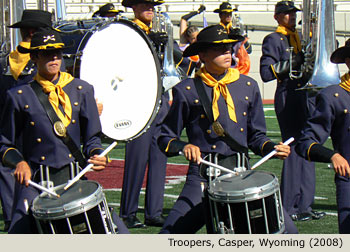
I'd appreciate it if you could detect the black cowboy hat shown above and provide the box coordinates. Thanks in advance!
[93,3,123,17]
[17,28,73,54]
[183,25,239,57]
[8,10,53,29]
[275,1,301,15]
[330,39,350,64]
[213,2,237,14]
[122,0,164,8]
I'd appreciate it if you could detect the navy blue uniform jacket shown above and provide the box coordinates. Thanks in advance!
[0,77,103,168]
[158,74,272,157]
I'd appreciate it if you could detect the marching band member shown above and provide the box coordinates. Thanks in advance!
[0,28,128,233]
[175,5,205,77]
[0,9,57,232]
[214,2,251,75]
[119,0,170,228]
[260,0,325,222]
[296,39,350,233]
[157,25,297,234]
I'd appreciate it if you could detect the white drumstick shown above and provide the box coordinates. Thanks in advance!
[200,158,238,175]
[179,151,238,175]
[64,141,118,190]
[251,137,294,170]
[28,180,60,198]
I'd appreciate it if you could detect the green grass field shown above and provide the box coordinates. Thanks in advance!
[0,105,339,234]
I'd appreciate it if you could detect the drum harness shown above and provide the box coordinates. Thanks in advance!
[193,77,250,173]
[30,80,88,187]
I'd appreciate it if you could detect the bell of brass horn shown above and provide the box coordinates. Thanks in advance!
[298,0,341,90]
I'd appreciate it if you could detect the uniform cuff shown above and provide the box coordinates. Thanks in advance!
[162,139,188,157]
[308,143,336,163]
[2,148,25,169]
[261,141,276,157]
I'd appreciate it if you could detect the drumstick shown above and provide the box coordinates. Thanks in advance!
[251,137,294,170]
[64,141,118,190]
[179,151,238,175]
[28,180,60,198]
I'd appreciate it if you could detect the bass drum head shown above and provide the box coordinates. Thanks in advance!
[78,19,162,141]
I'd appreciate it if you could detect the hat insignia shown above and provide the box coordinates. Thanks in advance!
[217,28,227,35]
[43,35,56,43]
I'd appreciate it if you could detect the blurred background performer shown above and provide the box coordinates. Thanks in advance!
[0,9,57,232]
[92,3,123,18]
[175,5,205,77]
[260,1,325,222]
[0,28,130,233]
[157,25,297,234]
[119,0,170,229]
[214,2,251,75]
[296,39,350,233]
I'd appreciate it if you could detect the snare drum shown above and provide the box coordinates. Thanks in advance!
[31,180,115,234]
[207,170,285,234]
[59,18,162,142]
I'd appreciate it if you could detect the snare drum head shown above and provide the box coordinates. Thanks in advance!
[208,170,279,202]
[78,19,162,141]
[32,180,103,219]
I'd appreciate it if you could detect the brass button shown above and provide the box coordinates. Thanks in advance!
[36,138,41,143]
[200,114,205,119]
[194,99,199,104]
[72,119,76,124]
[245,96,249,100]
[240,128,244,132]
[30,121,35,126]
[68,154,72,158]
[344,109,348,114]
[17,90,23,94]
[77,85,83,90]
[280,37,284,40]
[74,102,79,106]
[243,112,247,116]
[247,81,251,86]
[206,129,211,134]
[297,83,301,87]
[41,156,45,161]
[186,86,191,90]
[24,105,29,109]
[334,93,339,97]
[211,145,216,149]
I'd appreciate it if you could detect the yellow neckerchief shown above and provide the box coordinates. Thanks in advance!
[34,72,74,127]
[275,25,301,54]
[220,22,232,34]
[133,19,152,34]
[195,67,240,123]
[339,73,350,92]
[8,42,31,80]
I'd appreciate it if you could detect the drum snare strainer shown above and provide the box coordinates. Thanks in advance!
[207,170,285,234]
